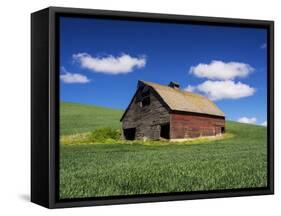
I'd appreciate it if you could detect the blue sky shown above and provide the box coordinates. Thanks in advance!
[60,16,268,126]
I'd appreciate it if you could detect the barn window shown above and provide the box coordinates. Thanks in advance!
[142,88,150,97]
[141,89,150,107]
[142,96,150,106]
[160,124,170,139]
[123,128,136,140]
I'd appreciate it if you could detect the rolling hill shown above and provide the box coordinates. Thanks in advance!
[60,102,124,135]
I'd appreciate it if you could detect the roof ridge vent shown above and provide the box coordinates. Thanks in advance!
[168,81,180,89]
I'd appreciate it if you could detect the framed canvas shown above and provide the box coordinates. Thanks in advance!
[31,6,274,208]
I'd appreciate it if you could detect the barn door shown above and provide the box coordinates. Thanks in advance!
[123,128,136,140]
[160,123,170,139]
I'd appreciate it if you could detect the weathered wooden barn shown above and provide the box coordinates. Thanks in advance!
[120,80,225,140]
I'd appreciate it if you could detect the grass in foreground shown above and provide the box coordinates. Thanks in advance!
[59,121,267,199]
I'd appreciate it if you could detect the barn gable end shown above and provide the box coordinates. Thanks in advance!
[122,84,170,140]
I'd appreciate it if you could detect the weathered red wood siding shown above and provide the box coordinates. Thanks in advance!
[170,113,225,139]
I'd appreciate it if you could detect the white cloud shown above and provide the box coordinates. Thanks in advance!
[237,117,257,124]
[185,85,195,92]
[189,60,254,80]
[73,52,146,74]
[60,67,90,84]
[260,43,267,49]
[185,80,255,101]
[237,118,267,126]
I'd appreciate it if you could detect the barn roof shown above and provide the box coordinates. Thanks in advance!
[139,80,225,117]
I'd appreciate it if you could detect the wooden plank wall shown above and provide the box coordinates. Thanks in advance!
[170,113,225,139]
[122,90,170,140]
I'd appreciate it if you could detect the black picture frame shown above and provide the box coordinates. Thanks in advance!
[31,6,274,208]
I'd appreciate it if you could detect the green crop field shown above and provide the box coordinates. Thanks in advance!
[60,102,123,135]
[59,102,267,199]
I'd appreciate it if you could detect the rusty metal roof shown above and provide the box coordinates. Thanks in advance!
[140,80,225,117]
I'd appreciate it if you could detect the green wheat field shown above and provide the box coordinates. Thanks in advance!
[59,102,267,199]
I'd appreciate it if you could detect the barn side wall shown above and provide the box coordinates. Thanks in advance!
[170,113,225,139]
[122,91,170,140]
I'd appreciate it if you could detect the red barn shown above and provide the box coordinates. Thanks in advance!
[120,80,225,140]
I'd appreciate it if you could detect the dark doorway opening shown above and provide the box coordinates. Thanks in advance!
[160,124,170,139]
[221,127,225,134]
[123,128,136,140]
